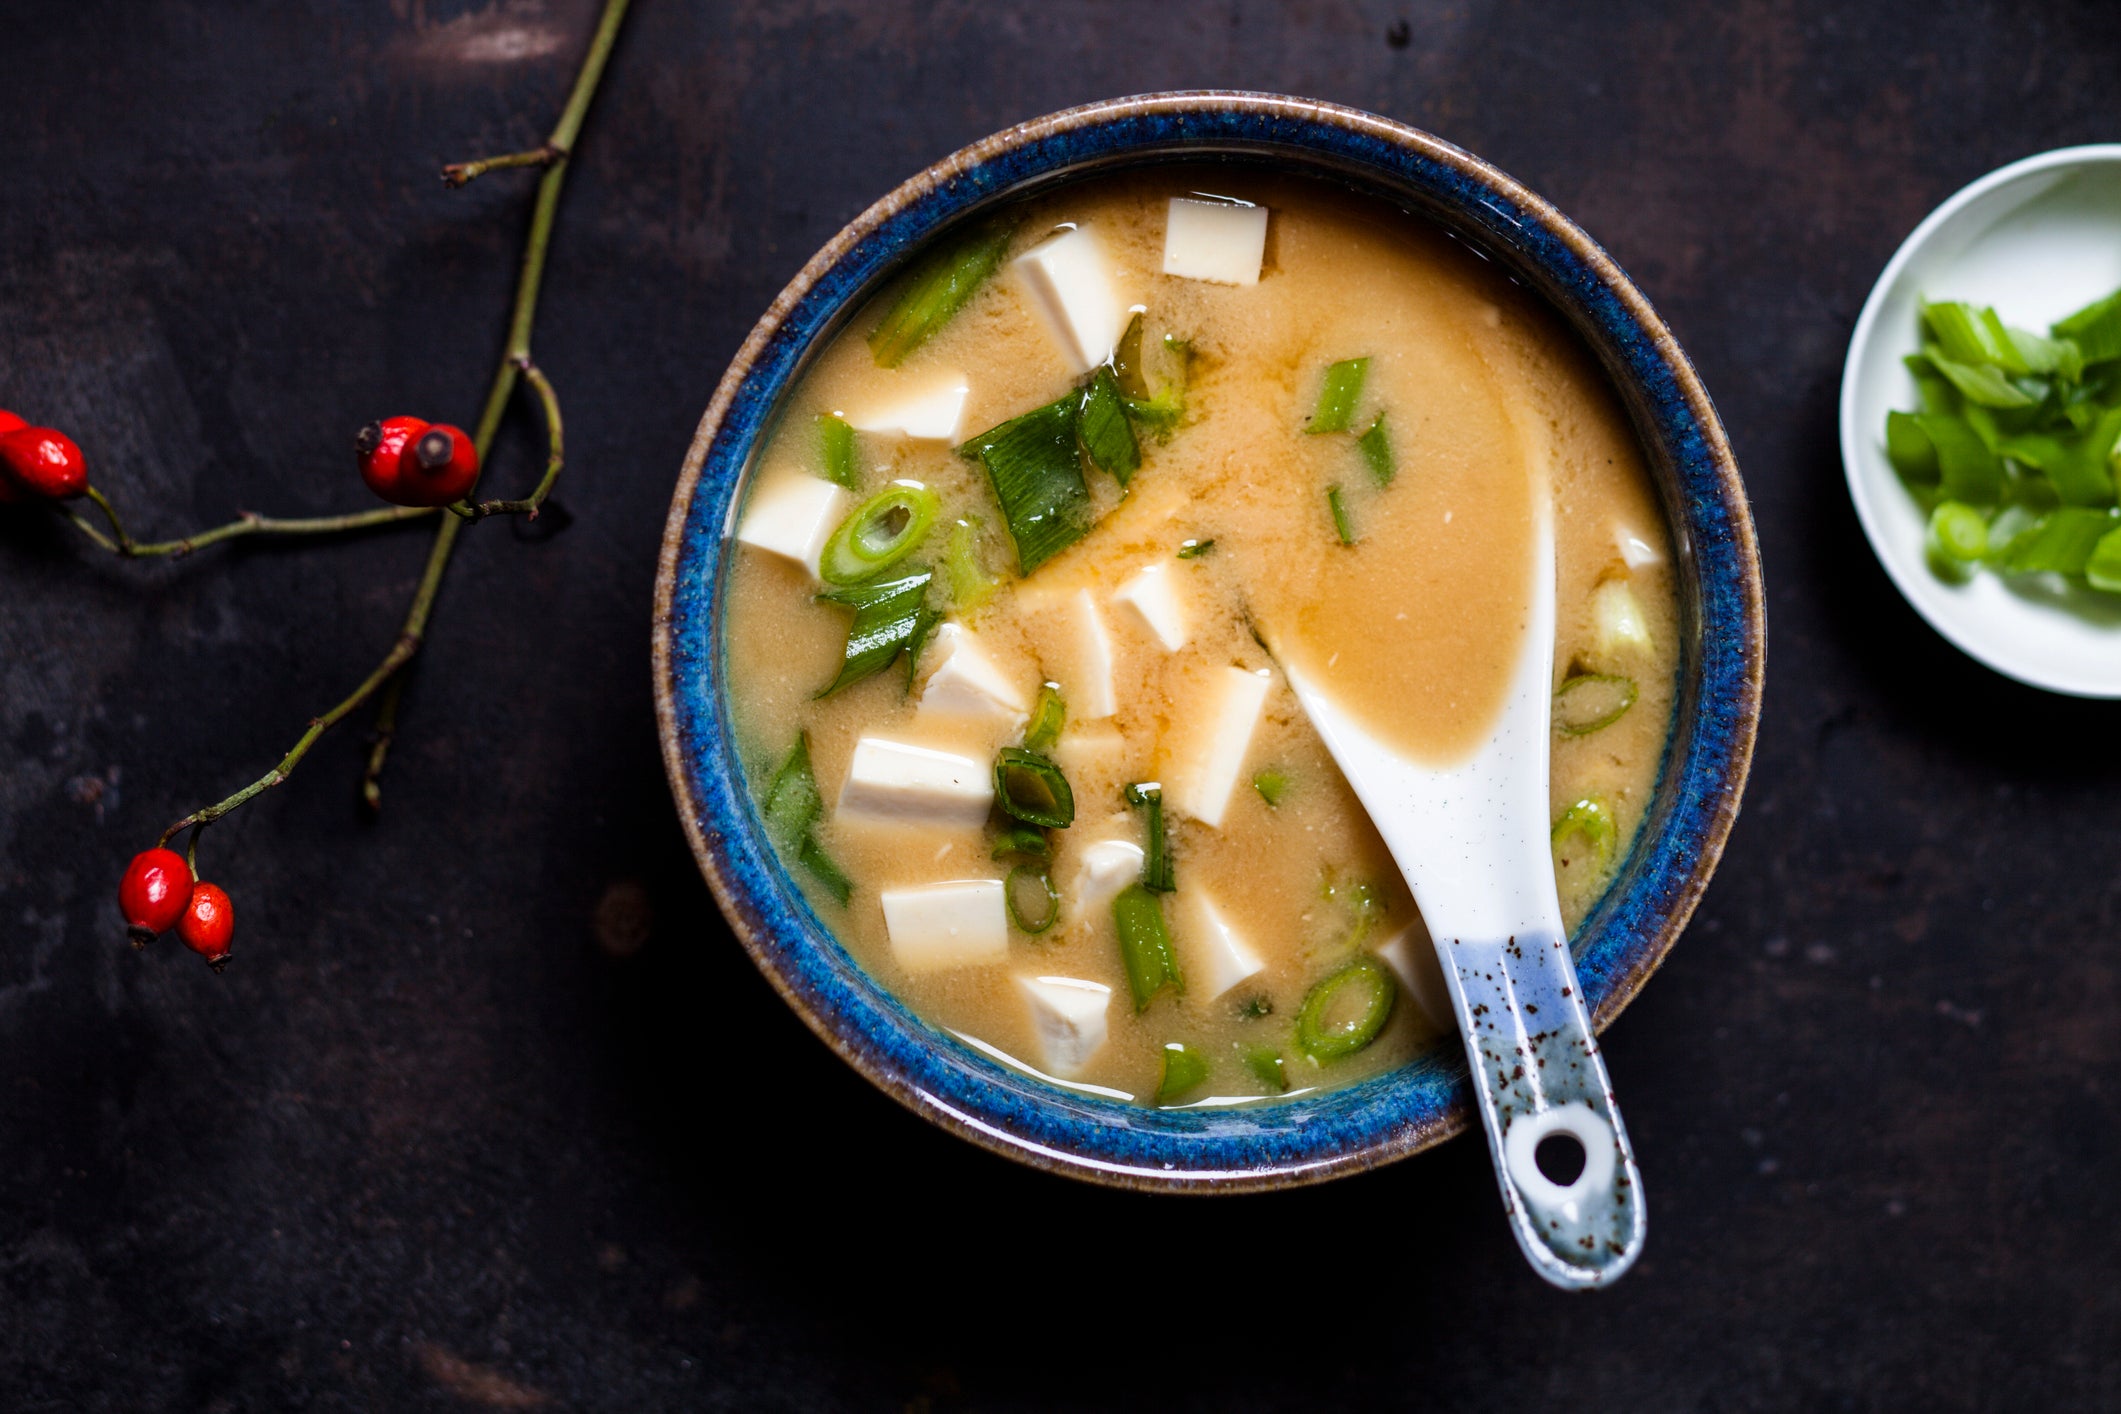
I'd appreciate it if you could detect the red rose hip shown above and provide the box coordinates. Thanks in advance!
[119,847,195,943]
[0,425,88,500]
[178,882,235,969]
[397,423,479,507]
[354,415,430,504]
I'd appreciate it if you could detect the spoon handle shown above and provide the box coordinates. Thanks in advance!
[1435,929,1646,1289]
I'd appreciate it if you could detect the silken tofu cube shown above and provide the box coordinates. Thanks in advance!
[1169,667,1273,828]
[1162,198,1269,286]
[881,880,1008,973]
[1013,227,1126,374]
[846,376,971,443]
[836,737,994,829]
[1111,562,1189,652]
[916,622,1028,727]
[1016,974,1113,1077]
[735,473,848,577]
[1176,890,1265,999]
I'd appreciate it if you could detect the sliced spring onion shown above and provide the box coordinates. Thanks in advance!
[1551,794,1617,871]
[867,219,1016,368]
[1924,300,2019,370]
[1327,484,1356,544]
[1914,411,2002,504]
[1357,412,1395,486]
[1244,1045,1288,1093]
[1236,994,1273,1019]
[1112,882,1182,1011]
[1077,365,1141,486]
[1006,864,1060,934]
[1995,507,2118,575]
[1123,335,1195,436]
[1923,343,2036,409]
[819,482,941,585]
[1155,1042,1209,1103]
[762,734,824,848]
[1552,673,1638,737]
[1308,357,1370,434]
[991,822,1051,860]
[1252,768,1288,806]
[2087,526,2121,592]
[798,836,853,905]
[2055,289,2121,364]
[1295,957,1397,1061]
[1023,682,1065,752]
[1927,500,1989,572]
[995,747,1075,828]
[1113,312,1151,398]
[943,516,997,612]
[962,396,1094,575]
[901,605,943,694]
[1326,876,1387,950]
[1177,538,1215,559]
[1885,410,1937,483]
[1124,782,1175,892]
[817,413,859,490]
[813,569,933,698]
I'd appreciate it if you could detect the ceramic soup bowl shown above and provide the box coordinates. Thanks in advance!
[654,91,1763,1192]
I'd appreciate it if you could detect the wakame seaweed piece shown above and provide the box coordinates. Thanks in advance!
[1113,882,1182,1010]
[1295,957,1397,1062]
[867,219,1017,368]
[1357,412,1395,487]
[1308,357,1370,434]
[1328,484,1357,544]
[1006,865,1061,935]
[1994,507,2119,576]
[1124,782,1175,892]
[1886,411,1939,484]
[1078,365,1142,486]
[2086,526,2121,592]
[761,733,824,848]
[819,482,942,584]
[813,568,933,698]
[1553,672,1639,737]
[1915,412,2003,504]
[1155,1042,1209,1103]
[798,836,854,905]
[1922,344,2037,409]
[817,413,860,490]
[2054,288,2121,365]
[995,747,1075,829]
[962,396,1095,575]
[1023,682,1066,752]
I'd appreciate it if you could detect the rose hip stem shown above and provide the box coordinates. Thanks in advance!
[155,0,627,849]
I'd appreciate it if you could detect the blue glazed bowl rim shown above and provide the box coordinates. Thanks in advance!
[653,92,1763,1193]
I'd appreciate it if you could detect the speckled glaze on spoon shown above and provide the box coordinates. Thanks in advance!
[1266,494,1647,1289]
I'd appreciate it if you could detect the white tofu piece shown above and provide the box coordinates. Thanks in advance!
[1374,925,1456,1034]
[1015,974,1113,1077]
[1176,891,1265,1000]
[1170,667,1273,829]
[1111,563,1189,652]
[1162,198,1269,286]
[917,622,1027,726]
[836,737,993,828]
[880,880,1008,974]
[845,376,971,443]
[1069,590,1118,720]
[1070,837,1145,924]
[1615,523,1665,570]
[1592,580,1654,658]
[735,473,847,575]
[1013,227,1125,374]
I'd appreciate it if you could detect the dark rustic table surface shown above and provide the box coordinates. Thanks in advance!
[5,2,2119,1409]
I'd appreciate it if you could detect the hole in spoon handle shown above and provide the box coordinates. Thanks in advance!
[1437,930,1647,1289]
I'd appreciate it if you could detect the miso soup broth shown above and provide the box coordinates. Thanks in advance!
[723,167,1679,1106]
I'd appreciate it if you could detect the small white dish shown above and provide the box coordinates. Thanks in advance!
[1840,145,2121,698]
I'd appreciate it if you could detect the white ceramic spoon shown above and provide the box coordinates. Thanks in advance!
[1266,505,1646,1289]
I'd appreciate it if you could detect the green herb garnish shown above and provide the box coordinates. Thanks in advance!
[867,220,1016,368]
[816,413,859,490]
[813,569,932,698]
[1155,1042,1209,1103]
[1124,781,1174,892]
[1327,484,1356,544]
[1357,412,1394,486]
[1006,864,1060,935]
[1023,682,1066,752]
[1552,672,1638,737]
[1252,769,1288,806]
[1177,537,1215,559]
[762,734,852,904]
[818,482,940,585]
[1295,957,1396,1061]
[995,747,1074,829]
[1113,883,1181,1011]
[1308,357,1370,434]
[961,396,1094,576]
[1077,365,1141,486]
